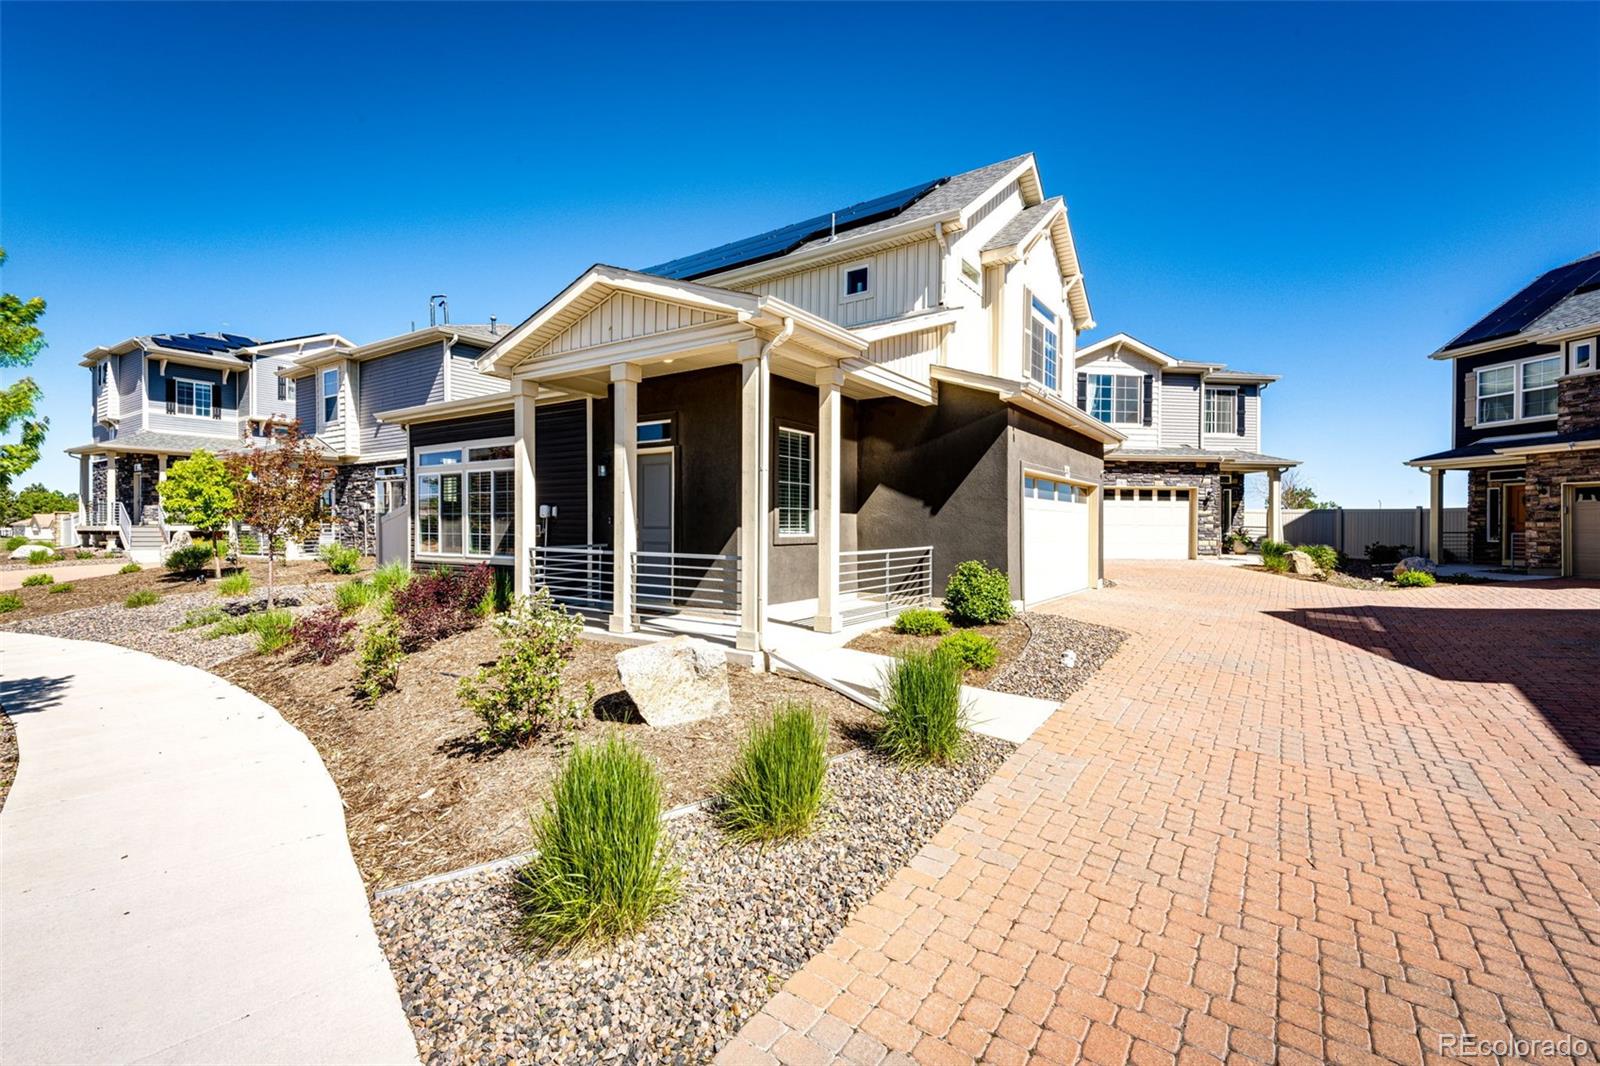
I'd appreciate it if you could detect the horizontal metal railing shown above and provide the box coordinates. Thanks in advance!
[1507,532,1527,571]
[840,545,933,624]
[633,551,740,621]
[534,544,614,615]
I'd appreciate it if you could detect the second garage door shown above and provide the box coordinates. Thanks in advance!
[1573,487,1600,579]
[1104,487,1192,559]
[1021,474,1091,605]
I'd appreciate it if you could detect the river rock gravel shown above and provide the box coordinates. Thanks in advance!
[986,611,1127,703]
[374,734,1015,1065]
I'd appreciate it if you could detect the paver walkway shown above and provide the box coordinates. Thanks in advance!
[0,633,418,1064]
[722,562,1600,1065]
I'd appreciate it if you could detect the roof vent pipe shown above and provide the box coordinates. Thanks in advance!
[489,315,498,336]
[428,294,449,327]
[828,212,837,242]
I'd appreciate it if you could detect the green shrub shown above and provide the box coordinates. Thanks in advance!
[1258,539,1291,563]
[459,590,587,746]
[1365,542,1411,566]
[3,535,26,551]
[217,572,252,597]
[335,579,378,614]
[0,593,21,613]
[941,630,998,671]
[75,549,95,560]
[319,542,362,575]
[124,589,161,608]
[877,647,967,765]
[48,582,74,595]
[942,560,1013,626]
[1262,554,1291,574]
[21,573,54,587]
[1395,569,1436,588]
[720,702,829,843]
[15,543,53,563]
[370,561,411,596]
[164,544,216,575]
[893,607,951,636]
[291,607,358,664]
[515,734,679,948]
[118,562,142,574]
[176,606,227,631]
[477,566,514,616]
[1299,544,1340,572]
[251,611,295,654]
[356,617,406,700]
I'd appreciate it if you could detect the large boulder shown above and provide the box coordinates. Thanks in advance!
[1393,556,1437,577]
[8,543,53,563]
[1286,550,1320,576]
[615,636,732,727]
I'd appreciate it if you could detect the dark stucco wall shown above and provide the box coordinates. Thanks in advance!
[1007,409,1107,587]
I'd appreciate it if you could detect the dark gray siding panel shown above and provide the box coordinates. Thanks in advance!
[295,378,317,433]
[1454,341,1561,447]
[359,345,445,455]
[535,401,590,546]
[409,411,514,452]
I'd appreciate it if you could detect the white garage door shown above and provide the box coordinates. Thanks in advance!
[1022,474,1090,605]
[1104,487,1191,560]
[1574,488,1600,579]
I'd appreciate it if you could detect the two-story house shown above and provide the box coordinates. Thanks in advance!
[67,331,351,555]
[1408,251,1600,576]
[1071,333,1296,558]
[373,153,1125,656]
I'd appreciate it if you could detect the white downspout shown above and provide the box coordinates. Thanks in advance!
[443,331,460,401]
[931,223,948,308]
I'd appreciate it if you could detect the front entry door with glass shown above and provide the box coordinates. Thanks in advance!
[1502,483,1527,566]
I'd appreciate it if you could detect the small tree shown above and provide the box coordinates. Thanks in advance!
[157,451,238,578]
[222,427,332,607]
[0,247,50,492]
[1279,469,1337,510]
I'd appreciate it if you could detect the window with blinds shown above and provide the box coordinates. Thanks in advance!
[776,427,814,537]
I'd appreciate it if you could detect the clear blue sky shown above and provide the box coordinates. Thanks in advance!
[3,2,1597,507]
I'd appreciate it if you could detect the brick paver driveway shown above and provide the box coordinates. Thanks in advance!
[723,562,1600,1065]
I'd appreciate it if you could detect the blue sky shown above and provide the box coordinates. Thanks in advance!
[3,2,1597,506]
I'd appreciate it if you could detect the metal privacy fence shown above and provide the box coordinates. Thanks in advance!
[1241,507,1468,560]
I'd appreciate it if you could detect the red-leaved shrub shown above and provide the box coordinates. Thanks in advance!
[391,564,492,648]
[292,607,358,665]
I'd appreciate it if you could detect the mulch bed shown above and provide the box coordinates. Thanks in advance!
[216,629,879,888]
[845,617,1029,688]
[0,558,353,623]
[374,734,1015,1065]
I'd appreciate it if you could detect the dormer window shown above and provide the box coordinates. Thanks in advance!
[841,263,872,302]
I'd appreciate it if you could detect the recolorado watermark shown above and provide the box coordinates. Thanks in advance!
[1439,1032,1591,1058]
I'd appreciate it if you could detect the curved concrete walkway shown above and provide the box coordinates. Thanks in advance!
[0,633,418,1065]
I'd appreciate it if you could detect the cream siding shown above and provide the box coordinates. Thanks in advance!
[865,328,943,382]
[447,345,507,400]
[744,238,941,329]
[534,293,730,358]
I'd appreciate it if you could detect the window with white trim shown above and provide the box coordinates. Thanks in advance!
[1024,475,1078,502]
[173,379,215,418]
[776,427,814,537]
[1572,338,1595,373]
[1203,387,1237,435]
[321,368,339,425]
[841,263,872,302]
[278,376,295,402]
[1486,486,1501,544]
[1477,354,1561,424]
[1521,356,1560,418]
[1087,372,1139,424]
[415,438,513,558]
[1028,296,1059,392]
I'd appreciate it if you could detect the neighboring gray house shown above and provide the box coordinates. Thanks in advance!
[1072,333,1297,557]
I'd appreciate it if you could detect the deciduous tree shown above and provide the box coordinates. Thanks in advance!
[0,248,48,492]
[157,451,239,578]
[223,427,332,606]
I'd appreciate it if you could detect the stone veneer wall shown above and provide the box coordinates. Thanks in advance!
[1221,472,1246,536]
[112,453,162,520]
[328,462,377,553]
[1103,460,1225,555]
[1525,450,1600,572]
[1557,373,1600,435]
[1465,468,1496,565]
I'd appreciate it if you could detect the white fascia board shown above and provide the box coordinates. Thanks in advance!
[755,296,868,356]
[840,359,935,405]
[979,201,1065,268]
[849,308,961,344]
[1075,333,1179,368]
[1492,438,1600,457]
[957,156,1042,227]
[143,347,251,372]
[77,339,142,366]
[931,364,1124,445]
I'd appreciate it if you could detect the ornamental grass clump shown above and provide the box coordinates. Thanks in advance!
[335,578,378,614]
[0,593,21,613]
[21,573,53,587]
[370,561,412,596]
[458,589,587,746]
[719,702,829,844]
[940,629,998,671]
[1395,568,1437,588]
[877,646,968,765]
[217,572,252,597]
[123,589,161,608]
[942,560,1013,626]
[515,734,680,948]
[1300,544,1340,572]
[48,582,74,595]
[893,607,951,636]
[318,542,362,575]
[118,562,142,574]
[1258,539,1291,564]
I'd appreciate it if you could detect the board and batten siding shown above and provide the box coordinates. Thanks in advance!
[448,345,507,401]
[744,238,941,330]
[1160,373,1202,448]
[358,345,446,456]
[866,328,942,383]
[534,294,730,358]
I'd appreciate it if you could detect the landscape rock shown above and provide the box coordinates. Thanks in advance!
[1393,556,1437,577]
[1287,549,1320,576]
[615,636,732,727]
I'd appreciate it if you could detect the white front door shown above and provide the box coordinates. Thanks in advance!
[1104,487,1192,559]
[1021,474,1090,605]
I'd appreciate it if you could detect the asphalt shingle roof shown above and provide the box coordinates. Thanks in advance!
[981,197,1063,253]
[1527,288,1600,335]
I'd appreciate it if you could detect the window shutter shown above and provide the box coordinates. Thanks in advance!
[165,379,176,415]
[1237,389,1246,436]
[1464,370,1476,428]
[1142,376,1154,427]
[1076,373,1087,411]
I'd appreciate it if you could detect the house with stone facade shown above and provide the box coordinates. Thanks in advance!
[371,154,1126,656]
[1072,333,1296,558]
[1408,251,1600,576]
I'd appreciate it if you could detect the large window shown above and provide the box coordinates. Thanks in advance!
[1521,356,1560,418]
[1204,387,1238,435]
[776,427,814,537]
[321,368,339,425]
[416,439,513,559]
[173,379,215,418]
[1028,296,1059,392]
[1477,354,1561,424]
[1087,373,1140,424]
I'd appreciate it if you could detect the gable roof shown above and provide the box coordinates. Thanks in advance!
[1074,332,1278,384]
[1437,250,1600,354]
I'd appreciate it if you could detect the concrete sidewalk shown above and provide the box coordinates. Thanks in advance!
[0,633,417,1065]
[0,561,128,590]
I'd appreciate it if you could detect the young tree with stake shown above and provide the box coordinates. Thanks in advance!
[222,427,332,607]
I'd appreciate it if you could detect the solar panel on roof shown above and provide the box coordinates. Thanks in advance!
[644,176,949,281]
[1448,253,1600,349]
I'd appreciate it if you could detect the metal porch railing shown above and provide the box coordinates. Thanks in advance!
[116,501,134,554]
[633,551,740,621]
[839,545,933,624]
[534,544,615,616]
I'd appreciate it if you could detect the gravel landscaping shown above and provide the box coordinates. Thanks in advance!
[845,616,1029,688]
[375,734,1014,1065]
[985,612,1127,702]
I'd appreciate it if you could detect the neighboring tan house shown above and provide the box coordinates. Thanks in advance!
[374,153,1124,654]
[1408,251,1600,576]
[1072,333,1296,558]
[277,322,510,551]
[66,332,351,554]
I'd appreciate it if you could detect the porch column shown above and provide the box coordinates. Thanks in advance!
[1428,466,1444,563]
[814,366,844,633]
[1266,468,1284,542]
[513,379,539,597]
[737,339,768,652]
[609,364,641,635]
[106,454,118,526]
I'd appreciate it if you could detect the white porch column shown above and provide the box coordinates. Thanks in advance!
[1266,468,1284,542]
[1428,466,1444,563]
[106,454,118,525]
[814,366,844,634]
[737,339,767,652]
[513,379,539,597]
[609,364,641,635]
